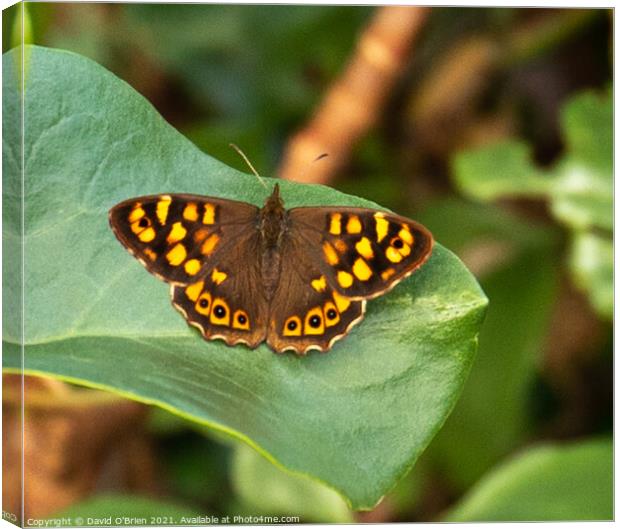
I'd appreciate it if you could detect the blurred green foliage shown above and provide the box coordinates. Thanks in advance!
[444,438,612,521]
[231,445,353,523]
[454,89,612,319]
[52,494,202,526]
[419,199,561,490]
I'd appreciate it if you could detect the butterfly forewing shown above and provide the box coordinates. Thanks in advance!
[109,194,258,285]
[288,207,433,300]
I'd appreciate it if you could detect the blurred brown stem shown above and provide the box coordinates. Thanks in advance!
[278,6,429,184]
[3,375,157,520]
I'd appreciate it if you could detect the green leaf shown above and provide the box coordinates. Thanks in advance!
[453,141,552,200]
[443,438,612,521]
[451,88,612,319]
[232,444,353,523]
[2,45,487,509]
[551,89,612,232]
[51,494,202,526]
[569,231,613,319]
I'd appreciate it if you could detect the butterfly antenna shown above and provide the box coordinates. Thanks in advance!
[229,143,268,189]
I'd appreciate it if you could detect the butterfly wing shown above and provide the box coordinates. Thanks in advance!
[170,231,269,348]
[109,194,259,285]
[266,234,366,355]
[287,207,433,300]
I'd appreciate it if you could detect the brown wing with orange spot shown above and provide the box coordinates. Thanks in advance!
[109,194,258,285]
[170,232,269,349]
[287,207,433,300]
[266,234,365,355]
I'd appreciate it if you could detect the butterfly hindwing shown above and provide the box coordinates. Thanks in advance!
[170,232,269,348]
[288,207,433,299]
[266,235,365,354]
[109,194,258,285]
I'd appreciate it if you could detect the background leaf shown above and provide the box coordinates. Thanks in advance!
[51,494,201,526]
[569,231,613,319]
[453,141,552,200]
[452,88,611,319]
[443,438,613,521]
[418,199,560,490]
[231,444,353,523]
[3,45,487,510]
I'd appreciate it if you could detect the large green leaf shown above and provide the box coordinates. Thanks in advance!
[2,46,487,509]
[443,438,613,521]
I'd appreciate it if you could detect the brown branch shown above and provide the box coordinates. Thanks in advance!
[278,6,429,184]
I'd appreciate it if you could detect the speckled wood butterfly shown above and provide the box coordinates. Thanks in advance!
[109,184,433,355]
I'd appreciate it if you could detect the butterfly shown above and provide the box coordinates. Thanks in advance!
[109,184,433,355]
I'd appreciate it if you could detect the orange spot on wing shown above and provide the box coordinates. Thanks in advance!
[185,281,205,302]
[202,203,216,225]
[233,310,250,330]
[381,268,396,281]
[283,316,302,336]
[138,227,156,242]
[352,258,372,281]
[355,237,374,259]
[399,226,414,245]
[183,203,199,222]
[375,213,389,242]
[323,301,340,327]
[334,239,347,253]
[311,276,327,292]
[184,259,201,275]
[195,291,212,315]
[337,271,354,288]
[166,243,187,265]
[144,248,157,261]
[329,213,342,235]
[346,215,362,234]
[128,204,144,223]
[304,307,325,335]
[193,228,210,243]
[386,246,403,263]
[167,222,187,244]
[211,268,228,285]
[201,234,219,255]
[333,291,351,312]
[130,216,151,235]
[323,242,339,265]
[156,195,172,225]
[210,298,230,326]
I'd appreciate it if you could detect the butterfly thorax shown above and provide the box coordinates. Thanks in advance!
[258,184,287,248]
[258,184,287,300]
